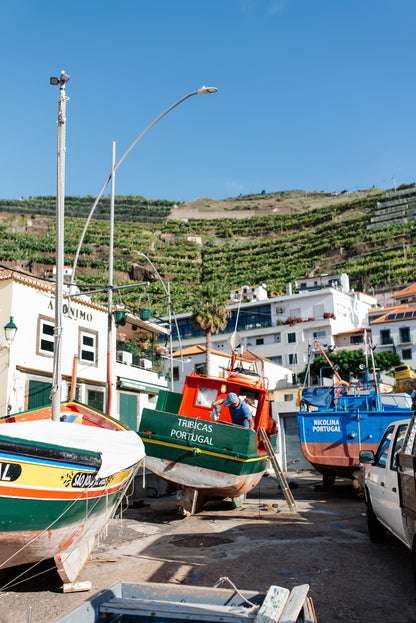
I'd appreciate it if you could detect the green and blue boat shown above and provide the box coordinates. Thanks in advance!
[139,358,276,514]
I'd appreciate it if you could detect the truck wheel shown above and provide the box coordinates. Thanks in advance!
[367,502,387,543]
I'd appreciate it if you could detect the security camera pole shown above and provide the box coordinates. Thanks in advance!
[50,71,70,422]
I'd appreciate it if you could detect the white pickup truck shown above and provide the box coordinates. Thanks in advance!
[360,414,416,576]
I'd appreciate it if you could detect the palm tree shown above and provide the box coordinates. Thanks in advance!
[191,283,229,375]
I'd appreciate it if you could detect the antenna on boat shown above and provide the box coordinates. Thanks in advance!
[227,290,244,371]
[50,71,70,422]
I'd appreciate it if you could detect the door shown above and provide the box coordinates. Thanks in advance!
[28,380,52,410]
[379,423,408,541]
[119,393,138,431]
[368,423,407,541]
[283,414,312,471]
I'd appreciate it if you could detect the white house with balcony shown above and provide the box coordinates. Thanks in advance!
[166,273,376,382]
[0,267,169,428]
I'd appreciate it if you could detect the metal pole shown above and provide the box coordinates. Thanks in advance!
[106,141,116,414]
[168,282,173,391]
[51,72,69,422]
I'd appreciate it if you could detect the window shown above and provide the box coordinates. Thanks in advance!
[391,424,408,470]
[380,329,392,345]
[256,337,264,345]
[284,394,293,402]
[194,363,206,375]
[375,425,394,467]
[195,386,217,407]
[287,353,298,365]
[400,327,411,343]
[402,348,412,360]
[87,389,104,412]
[66,384,81,401]
[350,335,363,345]
[79,329,98,365]
[313,331,326,339]
[289,307,301,317]
[287,332,296,344]
[271,356,282,365]
[173,366,180,381]
[37,315,54,356]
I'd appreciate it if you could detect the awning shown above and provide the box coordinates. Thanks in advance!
[117,377,167,394]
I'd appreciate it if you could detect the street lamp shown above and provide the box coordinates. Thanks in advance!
[4,317,17,346]
[137,252,180,391]
[50,70,70,422]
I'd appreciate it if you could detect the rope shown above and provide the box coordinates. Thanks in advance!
[0,461,140,592]
[212,576,259,609]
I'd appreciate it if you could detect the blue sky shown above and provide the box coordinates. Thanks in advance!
[1,1,415,202]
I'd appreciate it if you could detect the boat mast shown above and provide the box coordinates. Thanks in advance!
[50,71,70,422]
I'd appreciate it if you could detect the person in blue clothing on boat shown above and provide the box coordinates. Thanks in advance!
[211,392,254,429]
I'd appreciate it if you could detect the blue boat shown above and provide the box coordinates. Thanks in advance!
[296,339,414,485]
[297,382,413,485]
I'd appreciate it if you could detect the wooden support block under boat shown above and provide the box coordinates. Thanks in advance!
[62,581,92,593]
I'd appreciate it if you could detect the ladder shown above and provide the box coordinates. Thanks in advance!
[259,427,297,512]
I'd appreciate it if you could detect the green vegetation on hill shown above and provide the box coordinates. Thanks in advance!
[0,189,414,315]
[0,195,175,224]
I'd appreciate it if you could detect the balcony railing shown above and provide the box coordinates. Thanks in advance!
[116,341,166,372]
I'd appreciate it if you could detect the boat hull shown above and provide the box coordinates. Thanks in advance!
[0,402,144,582]
[145,455,265,498]
[140,408,269,500]
[297,405,412,479]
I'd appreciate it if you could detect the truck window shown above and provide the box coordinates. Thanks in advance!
[391,424,408,470]
[375,425,395,468]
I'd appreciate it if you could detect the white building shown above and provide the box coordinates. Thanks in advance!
[162,273,376,472]
[369,303,416,370]
[168,273,376,382]
[0,267,169,428]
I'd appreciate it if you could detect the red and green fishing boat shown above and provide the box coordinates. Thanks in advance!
[139,353,276,514]
[0,401,144,583]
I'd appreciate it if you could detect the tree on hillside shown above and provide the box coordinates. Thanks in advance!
[301,349,401,383]
[191,283,229,376]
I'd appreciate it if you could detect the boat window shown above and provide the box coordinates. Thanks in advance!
[195,386,217,407]
[375,425,394,468]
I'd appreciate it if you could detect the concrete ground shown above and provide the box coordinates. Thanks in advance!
[1,470,416,622]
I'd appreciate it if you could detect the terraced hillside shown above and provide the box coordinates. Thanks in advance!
[0,188,414,315]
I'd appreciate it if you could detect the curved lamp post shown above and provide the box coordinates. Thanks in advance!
[70,86,218,291]
[137,252,185,391]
